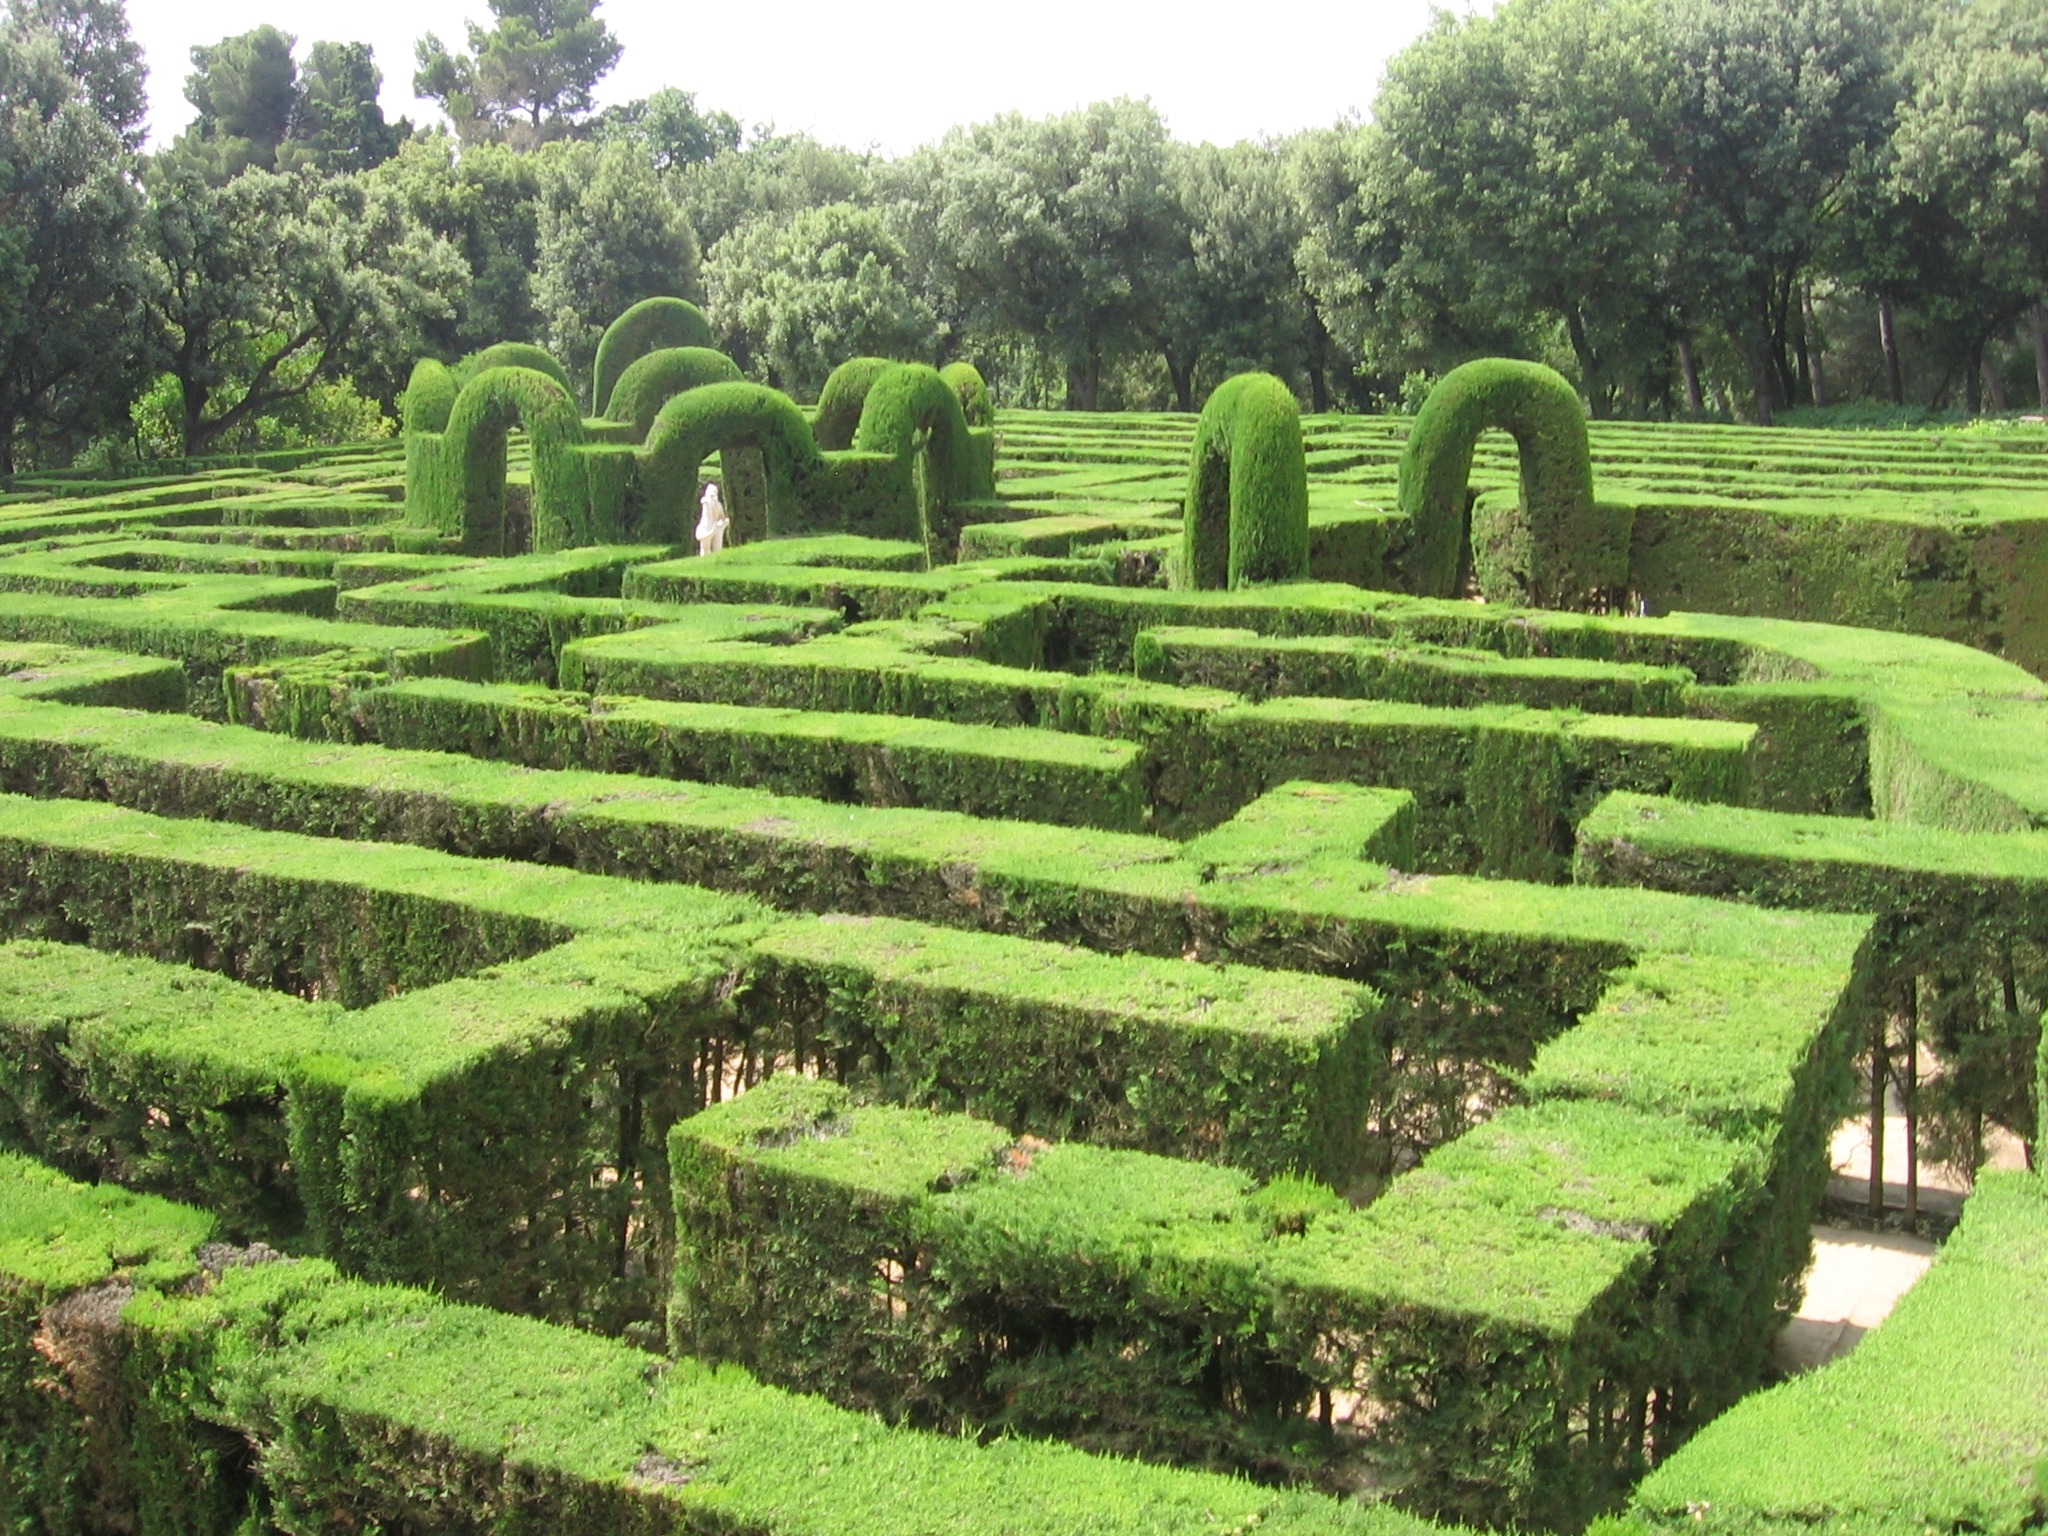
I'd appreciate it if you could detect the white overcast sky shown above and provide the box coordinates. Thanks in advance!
[126,0,1452,154]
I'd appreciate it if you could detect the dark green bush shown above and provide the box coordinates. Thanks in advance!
[940,360,994,427]
[1173,372,1309,591]
[813,356,895,449]
[603,345,742,439]
[591,296,715,415]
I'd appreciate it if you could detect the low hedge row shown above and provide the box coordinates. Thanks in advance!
[0,1151,1438,1536]
[672,918,1854,1533]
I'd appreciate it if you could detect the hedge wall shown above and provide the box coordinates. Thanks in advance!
[1174,372,1310,591]
[590,296,714,414]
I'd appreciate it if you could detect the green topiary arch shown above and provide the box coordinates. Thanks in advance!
[411,367,591,555]
[939,362,994,429]
[402,359,458,436]
[852,362,995,507]
[1396,358,1619,607]
[813,357,895,451]
[1173,373,1309,591]
[603,347,743,442]
[638,382,835,544]
[592,298,714,415]
[455,343,575,401]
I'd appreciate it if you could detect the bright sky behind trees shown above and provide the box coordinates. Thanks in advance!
[125,0,1444,152]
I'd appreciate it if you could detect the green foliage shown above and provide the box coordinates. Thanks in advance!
[0,18,145,473]
[533,140,702,385]
[171,28,404,180]
[407,364,590,552]
[814,355,894,449]
[589,295,713,415]
[940,360,992,427]
[453,338,572,395]
[1173,371,1309,591]
[592,86,741,171]
[703,202,940,398]
[411,0,620,149]
[601,345,740,439]
[1397,357,1615,606]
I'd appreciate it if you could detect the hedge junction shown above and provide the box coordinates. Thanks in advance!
[0,308,2043,1535]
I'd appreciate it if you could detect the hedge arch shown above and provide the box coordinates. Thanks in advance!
[638,382,828,544]
[603,347,743,442]
[1172,372,1309,591]
[402,359,458,436]
[940,361,994,429]
[852,362,994,507]
[591,298,714,415]
[1396,358,1615,607]
[813,357,894,451]
[456,343,574,401]
[425,367,591,555]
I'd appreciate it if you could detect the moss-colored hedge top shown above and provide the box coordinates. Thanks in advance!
[752,913,1377,1045]
[454,342,574,399]
[812,356,896,451]
[680,1079,1751,1338]
[601,346,742,441]
[0,641,185,707]
[0,1145,1438,1536]
[1175,371,1310,591]
[1632,1171,2048,1535]
[0,1148,210,1294]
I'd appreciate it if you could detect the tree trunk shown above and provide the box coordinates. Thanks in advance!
[1966,338,1985,416]
[1868,1001,1888,1220]
[1164,353,1195,414]
[1747,341,1778,427]
[1304,308,1332,414]
[1063,351,1100,411]
[1901,981,1918,1236]
[1677,336,1704,418]
[1879,297,1904,405]
[0,419,13,479]
[1793,306,1814,407]
[1566,307,1605,418]
[1983,355,2007,412]
[2032,304,2048,409]
[1803,285,1828,408]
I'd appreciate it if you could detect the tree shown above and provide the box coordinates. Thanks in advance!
[704,202,938,396]
[0,20,144,472]
[1367,0,1681,415]
[367,130,544,350]
[1151,140,1308,411]
[595,87,739,172]
[1,0,142,147]
[414,0,621,149]
[531,138,700,381]
[1658,0,1896,420]
[142,161,462,454]
[174,27,404,181]
[676,131,871,253]
[922,99,1182,409]
[1887,0,2048,411]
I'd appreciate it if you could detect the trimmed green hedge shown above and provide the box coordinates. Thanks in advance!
[1632,1171,2048,1535]
[940,360,994,428]
[814,355,895,449]
[455,340,574,398]
[603,345,742,440]
[0,1150,1442,1536]
[591,296,714,415]
[1174,372,1310,591]
[739,914,1376,1182]
[406,365,594,554]
[1398,358,1620,607]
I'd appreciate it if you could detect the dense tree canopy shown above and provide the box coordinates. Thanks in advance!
[1,0,2045,473]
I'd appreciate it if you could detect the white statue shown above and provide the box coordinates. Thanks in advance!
[695,482,729,556]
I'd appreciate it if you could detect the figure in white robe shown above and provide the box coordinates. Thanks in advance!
[696,482,729,556]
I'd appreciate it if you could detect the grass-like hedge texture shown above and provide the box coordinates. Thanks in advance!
[602,345,743,440]
[406,364,594,554]
[813,355,895,449]
[1630,1171,2048,1535]
[1397,358,1618,607]
[1174,372,1310,590]
[0,1150,1443,1536]
[590,296,714,415]
[454,339,575,398]
[941,360,994,427]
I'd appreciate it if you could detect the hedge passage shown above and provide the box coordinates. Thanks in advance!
[590,295,715,414]
[0,1152,1437,1536]
[1175,371,1310,590]
[1,401,2047,1532]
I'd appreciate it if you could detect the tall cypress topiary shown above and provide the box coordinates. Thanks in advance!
[1173,372,1310,590]
[1397,358,1618,608]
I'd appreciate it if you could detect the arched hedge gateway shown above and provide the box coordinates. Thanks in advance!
[1173,372,1309,591]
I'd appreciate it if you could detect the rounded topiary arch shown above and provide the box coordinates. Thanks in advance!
[1172,372,1309,591]
[402,359,458,435]
[638,382,826,544]
[591,298,715,416]
[1397,358,1615,608]
[434,367,591,554]
[456,343,574,401]
[940,361,994,429]
[604,347,743,441]
[852,362,994,507]
[813,357,894,450]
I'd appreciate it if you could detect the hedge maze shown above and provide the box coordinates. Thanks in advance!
[1,336,2046,1535]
